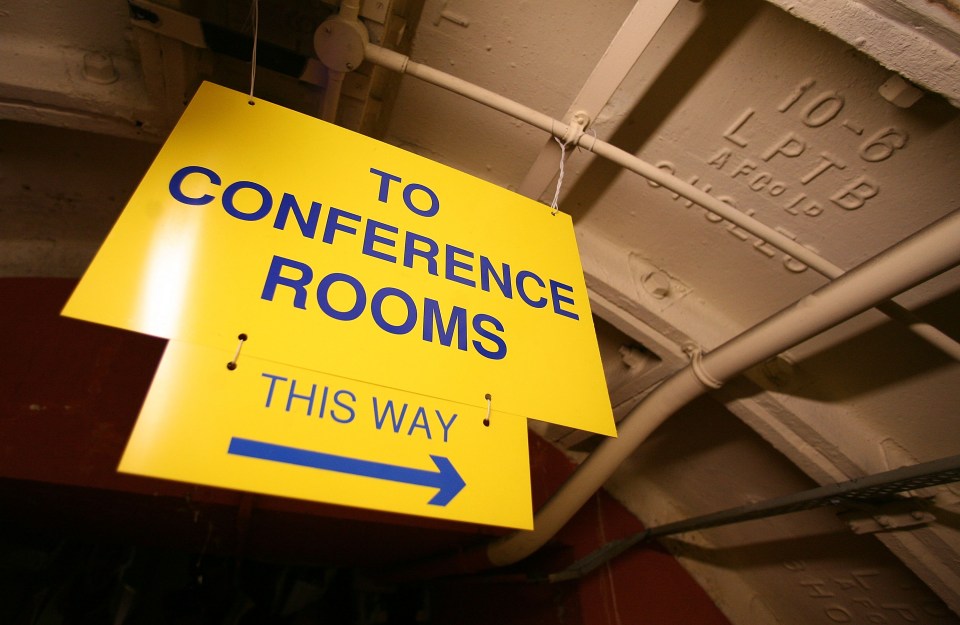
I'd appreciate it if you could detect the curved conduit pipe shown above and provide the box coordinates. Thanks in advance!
[489,208,960,568]
[391,207,960,579]
[364,44,960,362]
[360,43,960,576]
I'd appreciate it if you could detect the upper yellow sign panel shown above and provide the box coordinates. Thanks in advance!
[64,82,615,436]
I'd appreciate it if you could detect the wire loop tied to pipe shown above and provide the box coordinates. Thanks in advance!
[549,137,569,216]
[688,347,723,390]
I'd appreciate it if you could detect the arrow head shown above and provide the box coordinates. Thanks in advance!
[427,455,466,506]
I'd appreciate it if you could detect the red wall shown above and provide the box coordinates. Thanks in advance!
[0,278,730,624]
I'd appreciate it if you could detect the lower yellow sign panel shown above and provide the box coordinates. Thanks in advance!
[121,340,533,529]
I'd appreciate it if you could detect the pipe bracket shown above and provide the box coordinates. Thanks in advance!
[315,14,370,72]
[687,346,724,390]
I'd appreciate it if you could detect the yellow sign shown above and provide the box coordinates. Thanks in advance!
[64,82,615,436]
[121,340,533,529]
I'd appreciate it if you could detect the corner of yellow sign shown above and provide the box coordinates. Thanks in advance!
[528,415,619,441]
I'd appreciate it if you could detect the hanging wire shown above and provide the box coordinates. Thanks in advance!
[248,0,259,103]
[549,137,568,215]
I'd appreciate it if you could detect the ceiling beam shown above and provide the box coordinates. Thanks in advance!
[517,0,683,201]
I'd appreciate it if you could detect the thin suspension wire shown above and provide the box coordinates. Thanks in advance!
[549,137,568,215]
[249,0,259,102]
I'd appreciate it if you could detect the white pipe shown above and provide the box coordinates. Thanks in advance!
[488,208,960,566]
[364,44,960,361]
[365,45,562,136]
[365,45,827,270]
[340,0,361,23]
[586,140,960,361]
[322,69,345,123]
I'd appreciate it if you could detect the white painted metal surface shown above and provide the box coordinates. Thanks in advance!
[1,0,959,622]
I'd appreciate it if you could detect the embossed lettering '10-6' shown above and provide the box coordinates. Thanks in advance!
[721,114,884,212]
[719,78,909,213]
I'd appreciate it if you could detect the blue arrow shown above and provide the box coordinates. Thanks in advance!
[227,437,466,506]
